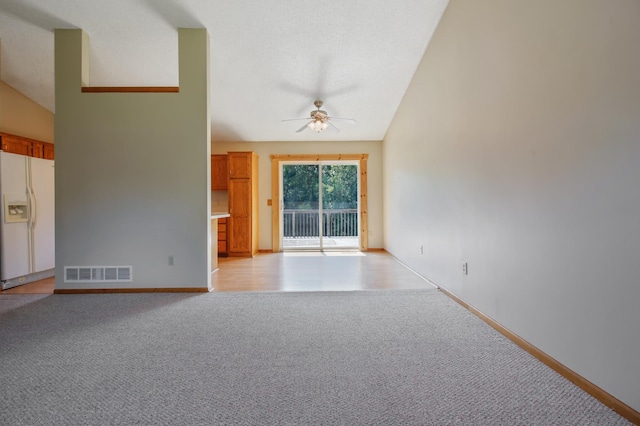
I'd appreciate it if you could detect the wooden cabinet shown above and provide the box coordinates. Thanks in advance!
[32,141,44,158]
[1,134,32,156]
[228,179,251,254]
[228,152,253,179]
[211,154,228,190]
[228,152,258,257]
[43,143,55,160]
[0,133,54,159]
[217,217,228,257]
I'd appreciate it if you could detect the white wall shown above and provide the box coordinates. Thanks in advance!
[384,0,640,411]
[55,29,211,290]
[212,140,383,250]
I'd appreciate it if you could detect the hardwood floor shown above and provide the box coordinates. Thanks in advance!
[1,276,55,294]
[0,251,435,294]
[212,251,435,292]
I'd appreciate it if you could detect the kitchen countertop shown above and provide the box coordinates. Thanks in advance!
[211,212,230,219]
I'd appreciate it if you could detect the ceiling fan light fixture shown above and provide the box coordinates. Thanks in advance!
[308,119,328,133]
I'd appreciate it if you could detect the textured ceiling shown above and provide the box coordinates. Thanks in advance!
[0,0,448,142]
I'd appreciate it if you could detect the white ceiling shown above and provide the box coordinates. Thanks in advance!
[0,0,448,142]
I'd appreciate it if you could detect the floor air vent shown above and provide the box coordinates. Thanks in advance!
[64,266,133,283]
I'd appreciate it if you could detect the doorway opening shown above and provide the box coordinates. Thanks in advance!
[270,154,369,253]
[281,162,359,250]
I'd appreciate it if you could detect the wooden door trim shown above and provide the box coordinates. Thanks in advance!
[270,154,369,252]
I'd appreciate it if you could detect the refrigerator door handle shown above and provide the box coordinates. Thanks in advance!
[29,185,37,228]
[26,158,37,229]
[27,185,36,273]
[25,157,37,274]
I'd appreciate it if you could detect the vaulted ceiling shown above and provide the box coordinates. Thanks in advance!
[0,0,448,141]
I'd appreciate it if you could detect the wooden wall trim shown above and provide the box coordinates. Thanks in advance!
[271,156,281,252]
[270,154,368,162]
[439,286,640,425]
[270,154,369,253]
[81,87,180,93]
[54,287,209,294]
[359,156,368,251]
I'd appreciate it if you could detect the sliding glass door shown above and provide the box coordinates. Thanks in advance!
[281,162,359,250]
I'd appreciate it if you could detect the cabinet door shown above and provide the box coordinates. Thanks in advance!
[211,155,228,190]
[228,152,252,179]
[1,135,32,156]
[217,218,228,255]
[228,179,251,254]
[43,143,55,160]
[32,142,45,158]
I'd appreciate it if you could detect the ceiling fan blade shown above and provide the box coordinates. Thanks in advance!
[329,117,356,123]
[282,118,312,122]
[328,121,341,132]
[296,122,312,132]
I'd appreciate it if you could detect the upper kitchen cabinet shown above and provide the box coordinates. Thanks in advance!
[211,154,228,190]
[1,133,32,156]
[0,133,54,159]
[228,151,253,179]
[228,151,258,257]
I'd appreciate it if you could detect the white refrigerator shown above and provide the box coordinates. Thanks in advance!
[0,151,55,290]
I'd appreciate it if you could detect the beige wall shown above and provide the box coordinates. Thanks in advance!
[0,80,54,142]
[384,0,640,411]
[212,140,383,250]
[55,29,211,290]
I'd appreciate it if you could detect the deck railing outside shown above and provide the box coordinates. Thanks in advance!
[283,209,358,238]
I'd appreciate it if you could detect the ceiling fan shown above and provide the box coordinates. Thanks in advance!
[282,100,356,133]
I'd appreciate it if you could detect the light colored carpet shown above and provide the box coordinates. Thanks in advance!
[0,290,631,425]
[0,293,50,314]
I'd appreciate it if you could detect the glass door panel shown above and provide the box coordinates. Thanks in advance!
[322,164,359,249]
[282,164,320,249]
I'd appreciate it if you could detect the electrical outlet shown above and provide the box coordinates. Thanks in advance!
[168,256,174,266]
[420,245,424,255]
[462,262,468,275]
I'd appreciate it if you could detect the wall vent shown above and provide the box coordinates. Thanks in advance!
[64,266,133,283]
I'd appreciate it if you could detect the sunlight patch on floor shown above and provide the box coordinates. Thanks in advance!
[323,251,365,257]
[283,251,365,257]
[283,251,325,257]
